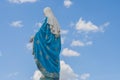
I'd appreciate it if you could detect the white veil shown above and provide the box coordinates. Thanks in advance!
[43,7,60,37]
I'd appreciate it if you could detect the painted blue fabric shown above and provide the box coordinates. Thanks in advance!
[33,17,61,80]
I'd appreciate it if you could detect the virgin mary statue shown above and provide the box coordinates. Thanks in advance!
[31,7,61,80]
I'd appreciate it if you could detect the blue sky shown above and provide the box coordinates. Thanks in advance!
[0,0,120,80]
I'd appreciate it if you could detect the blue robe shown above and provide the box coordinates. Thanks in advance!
[33,17,61,80]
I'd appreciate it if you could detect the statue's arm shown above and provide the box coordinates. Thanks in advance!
[29,36,34,43]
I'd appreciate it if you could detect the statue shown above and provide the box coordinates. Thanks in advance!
[31,7,61,80]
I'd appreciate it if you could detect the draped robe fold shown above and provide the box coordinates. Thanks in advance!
[33,17,61,80]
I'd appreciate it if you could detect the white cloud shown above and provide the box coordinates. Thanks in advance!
[71,40,93,47]
[60,60,79,80]
[8,72,19,78]
[71,40,85,47]
[61,29,68,35]
[99,22,110,32]
[76,18,99,33]
[76,18,110,33]
[61,48,80,57]
[80,73,90,80]
[35,22,42,27]
[102,22,110,27]
[32,60,79,80]
[86,41,93,46]
[64,0,72,8]
[26,42,33,50]
[34,22,42,32]
[60,30,68,45]
[8,0,37,4]
[10,21,23,27]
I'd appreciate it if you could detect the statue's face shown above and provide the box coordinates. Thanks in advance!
[43,7,51,17]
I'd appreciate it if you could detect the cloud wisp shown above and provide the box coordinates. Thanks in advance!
[76,18,99,33]
[64,0,73,8]
[71,40,93,47]
[75,18,110,33]
[10,21,23,28]
[61,48,80,57]
[26,42,33,50]
[8,0,37,4]
[8,72,19,78]
[61,29,69,35]
[80,73,90,80]
[35,22,42,28]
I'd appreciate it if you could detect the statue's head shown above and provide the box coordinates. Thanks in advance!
[43,7,53,18]
[43,7,60,36]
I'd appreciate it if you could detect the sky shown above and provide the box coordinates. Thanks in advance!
[0,0,120,80]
